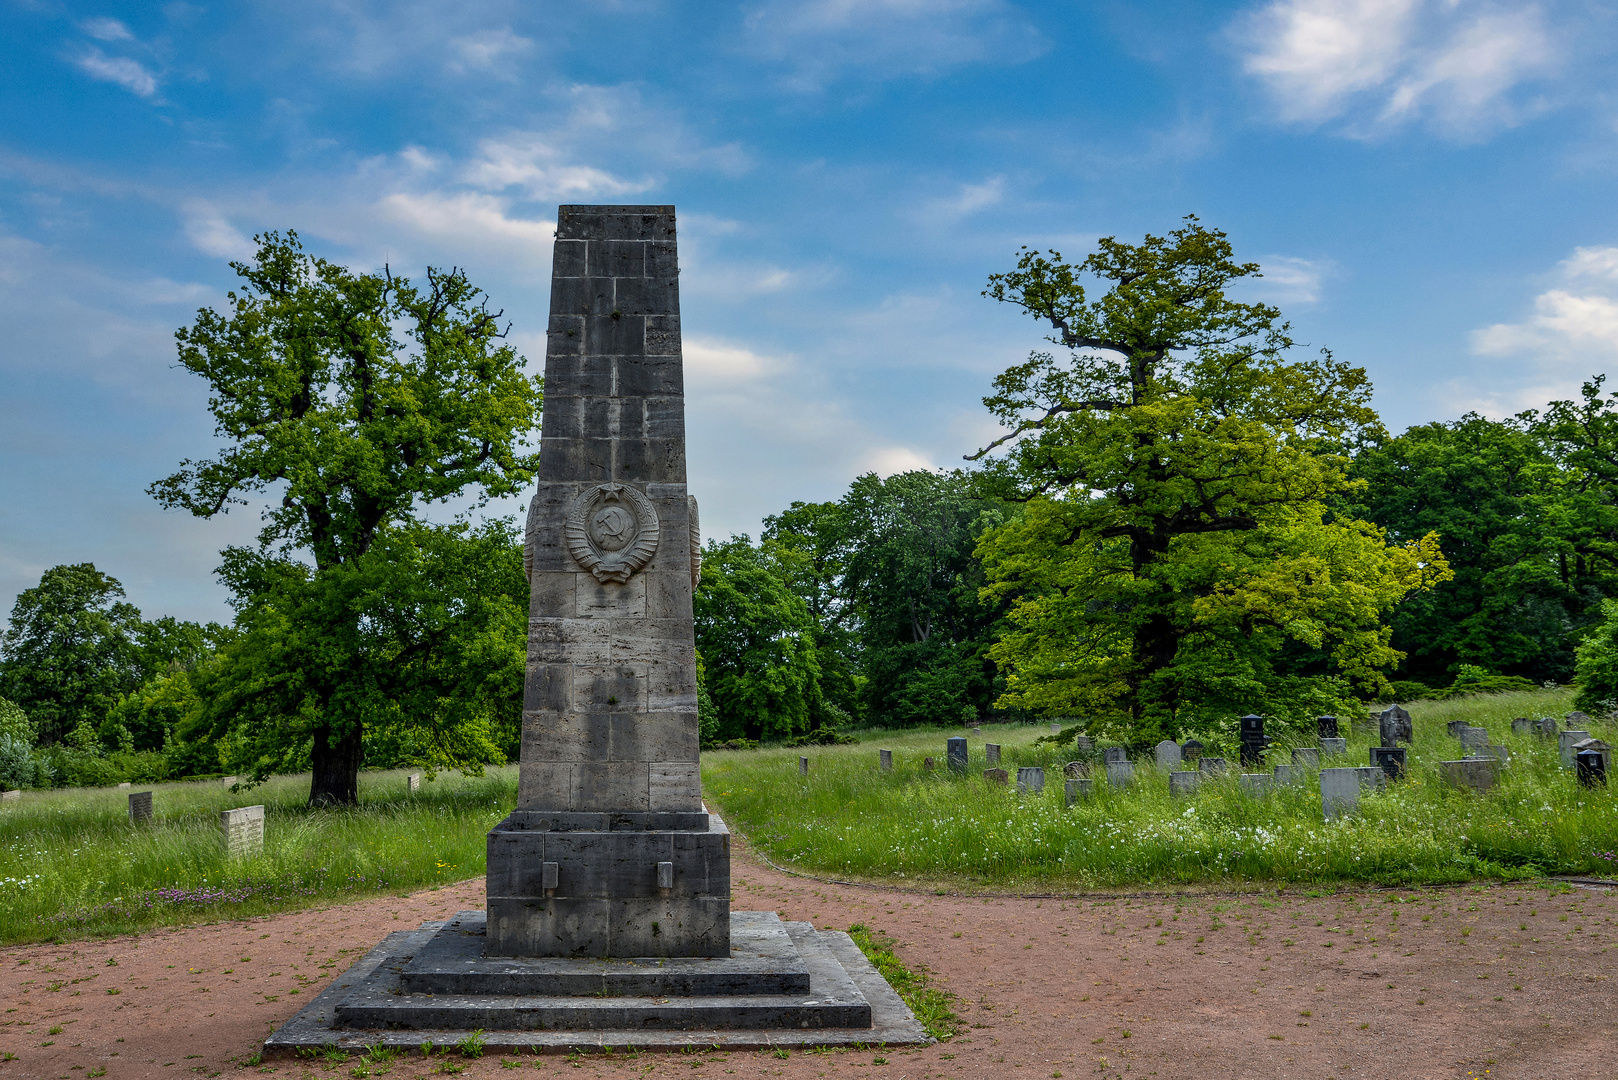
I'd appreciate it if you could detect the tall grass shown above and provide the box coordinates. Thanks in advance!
[0,767,516,945]
[705,689,1618,890]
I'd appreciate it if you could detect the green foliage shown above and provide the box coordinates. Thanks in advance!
[784,729,858,748]
[847,923,960,1039]
[180,520,527,795]
[1387,680,1432,702]
[1428,665,1538,700]
[0,766,515,945]
[1574,599,1618,715]
[0,564,146,745]
[706,688,1613,887]
[0,734,42,791]
[693,538,822,742]
[151,230,541,805]
[971,219,1449,743]
[0,697,33,743]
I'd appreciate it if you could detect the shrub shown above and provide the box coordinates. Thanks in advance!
[0,697,33,743]
[1574,600,1618,715]
[784,729,858,748]
[1387,680,1431,701]
[0,734,40,791]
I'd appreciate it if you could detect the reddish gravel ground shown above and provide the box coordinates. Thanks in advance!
[2,839,1614,1080]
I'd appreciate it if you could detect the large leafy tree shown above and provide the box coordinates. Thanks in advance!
[971,219,1449,742]
[153,230,542,804]
[0,564,145,745]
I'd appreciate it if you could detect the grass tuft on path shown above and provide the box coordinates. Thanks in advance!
[848,922,959,1040]
[706,689,1618,890]
[0,767,514,945]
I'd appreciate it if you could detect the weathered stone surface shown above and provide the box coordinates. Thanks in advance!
[221,804,264,858]
[879,749,892,772]
[1103,746,1128,765]
[1063,761,1087,779]
[1239,773,1273,796]
[983,768,1008,786]
[1440,759,1499,793]
[1511,717,1532,736]
[1317,715,1339,740]
[1180,739,1204,761]
[984,743,1001,766]
[1561,730,1592,768]
[1459,726,1489,748]
[1378,705,1413,746]
[1016,767,1044,794]
[1567,711,1592,726]
[798,756,808,776]
[1155,740,1181,769]
[1571,737,1612,775]
[1198,757,1228,775]
[1320,768,1362,819]
[1319,737,1347,756]
[1273,764,1302,786]
[407,773,421,792]
[947,737,968,773]
[1447,720,1469,739]
[1105,760,1134,787]
[1291,747,1320,768]
[1065,778,1093,805]
[1169,771,1201,797]
[0,789,19,804]
[923,757,934,771]
[1072,736,1094,754]
[1369,746,1406,780]
[128,790,152,823]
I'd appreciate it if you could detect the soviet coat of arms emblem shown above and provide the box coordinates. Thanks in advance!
[564,483,660,584]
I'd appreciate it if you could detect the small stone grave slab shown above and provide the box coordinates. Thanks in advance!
[799,757,809,776]
[1016,767,1045,794]
[1317,715,1340,739]
[1272,764,1302,786]
[1065,778,1093,805]
[984,743,1001,766]
[116,781,130,789]
[1155,740,1181,769]
[1180,739,1204,762]
[923,757,934,772]
[1073,736,1094,754]
[1447,720,1469,739]
[0,789,19,805]
[1511,718,1532,736]
[1379,705,1413,746]
[1239,773,1273,796]
[1320,768,1362,819]
[1291,747,1320,768]
[946,737,968,774]
[1459,727,1489,749]
[1103,746,1128,764]
[1063,761,1087,779]
[1105,760,1134,787]
[1370,746,1406,780]
[222,804,265,858]
[407,773,421,792]
[1198,757,1227,775]
[983,768,1008,786]
[878,750,892,772]
[1568,711,1592,726]
[1050,723,1061,734]
[221,775,239,786]
[1572,737,1611,774]
[1319,737,1347,756]
[1560,730,1592,768]
[1534,717,1558,738]
[1356,766,1387,790]
[1440,758,1499,792]
[1577,750,1608,787]
[1169,771,1201,797]
[128,790,153,823]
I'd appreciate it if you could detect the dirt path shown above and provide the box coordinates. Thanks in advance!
[1,840,1613,1080]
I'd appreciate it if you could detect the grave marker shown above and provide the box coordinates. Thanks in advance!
[1369,746,1406,780]
[798,756,809,776]
[983,768,1008,786]
[1511,717,1532,736]
[1320,768,1362,819]
[1105,760,1134,787]
[128,790,153,823]
[116,781,130,789]
[1319,737,1347,756]
[1063,761,1087,779]
[1180,739,1204,762]
[1560,730,1592,768]
[1050,723,1061,734]
[1291,747,1320,768]
[0,790,19,805]
[1440,759,1499,793]
[1073,736,1094,754]
[1273,764,1302,786]
[1577,750,1608,787]
[221,805,265,858]
[984,743,1001,766]
[923,757,935,772]
[1459,726,1489,749]
[1065,778,1093,805]
[408,773,421,792]
[1571,737,1611,775]
[1016,767,1045,794]
[1239,714,1272,767]
[1239,773,1273,796]
[220,776,239,786]
[1568,711,1592,726]
[1378,705,1413,746]
[1446,720,1468,739]
[1169,771,1201,797]
[1198,757,1228,775]
[1317,715,1339,740]
[1155,740,1181,769]
[1103,746,1128,764]
[1534,717,1558,738]
[947,737,968,774]
[879,749,893,772]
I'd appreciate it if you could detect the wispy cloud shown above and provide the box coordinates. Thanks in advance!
[742,0,1046,90]
[461,136,650,200]
[1236,0,1557,137]
[78,17,134,42]
[1253,255,1333,305]
[71,46,159,98]
[446,27,533,76]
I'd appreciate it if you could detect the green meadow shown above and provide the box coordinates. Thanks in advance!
[0,767,516,946]
[705,689,1618,891]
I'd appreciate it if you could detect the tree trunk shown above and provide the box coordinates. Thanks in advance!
[309,721,363,807]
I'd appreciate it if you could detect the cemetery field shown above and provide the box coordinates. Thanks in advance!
[705,689,1618,891]
[0,767,517,946]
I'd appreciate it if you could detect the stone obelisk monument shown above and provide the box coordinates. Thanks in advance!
[486,205,729,958]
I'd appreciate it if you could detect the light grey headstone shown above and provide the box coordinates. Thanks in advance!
[879,749,892,772]
[1440,759,1499,792]
[1239,773,1273,797]
[798,756,809,776]
[1459,727,1489,748]
[1534,717,1558,738]
[1073,736,1094,754]
[1273,764,1302,786]
[1050,722,1061,734]
[1378,704,1413,745]
[947,737,969,773]
[1016,766,1045,794]
[221,804,265,858]
[1291,747,1320,768]
[1155,740,1181,769]
[1198,757,1228,775]
[407,773,421,792]
[1103,746,1128,765]
[1320,768,1361,819]
[1065,778,1093,805]
[1446,719,1469,739]
[0,789,20,804]
[1319,737,1347,756]
[1567,711,1592,726]
[1560,730,1592,767]
[1356,766,1387,789]
[116,781,130,789]
[971,726,981,735]
[128,790,153,823]
[1511,718,1532,736]
[984,743,1001,766]
[1105,760,1134,787]
[220,775,238,786]
[1169,771,1201,797]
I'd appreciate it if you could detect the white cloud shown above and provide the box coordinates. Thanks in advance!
[1236,0,1557,137]
[181,203,257,260]
[1468,245,1618,411]
[462,136,650,200]
[447,27,534,75]
[376,191,555,251]
[743,0,1045,90]
[684,337,780,381]
[79,17,134,42]
[935,176,1005,217]
[72,47,159,98]
[1254,255,1332,305]
[862,445,938,476]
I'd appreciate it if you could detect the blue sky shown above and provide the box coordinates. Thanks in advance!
[2,0,1616,624]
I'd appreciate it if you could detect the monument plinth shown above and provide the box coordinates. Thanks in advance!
[265,206,927,1054]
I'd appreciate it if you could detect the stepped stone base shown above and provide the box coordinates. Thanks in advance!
[265,912,930,1055]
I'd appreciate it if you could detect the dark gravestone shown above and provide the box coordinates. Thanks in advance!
[1511,717,1532,736]
[1073,735,1095,754]
[1568,711,1593,727]
[1577,750,1608,788]
[983,768,1008,786]
[946,737,968,774]
[1446,720,1468,739]
[923,757,935,772]
[1534,717,1558,738]
[1379,705,1413,746]
[1370,746,1406,780]
[1063,761,1088,779]
[1317,715,1339,740]
[1239,714,1272,768]
[1180,739,1204,762]
[1103,746,1128,765]
[1198,757,1228,775]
